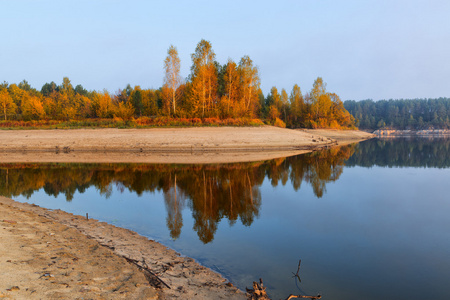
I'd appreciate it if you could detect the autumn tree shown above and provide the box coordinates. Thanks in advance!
[74,94,92,119]
[238,55,260,117]
[113,101,135,120]
[0,88,17,120]
[310,77,327,122]
[7,84,28,116]
[111,89,134,120]
[265,87,282,123]
[221,58,240,117]
[91,90,112,118]
[58,77,77,120]
[141,89,160,116]
[163,45,182,116]
[307,77,355,128]
[289,84,304,126]
[188,39,218,117]
[22,95,46,120]
[280,88,289,122]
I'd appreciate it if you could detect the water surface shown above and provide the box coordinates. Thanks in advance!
[1,138,449,299]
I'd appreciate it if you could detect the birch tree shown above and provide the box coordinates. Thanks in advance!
[163,45,181,115]
[188,40,217,117]
[238,55,260,117]
[222,58,239,117]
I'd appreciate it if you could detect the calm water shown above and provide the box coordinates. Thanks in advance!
[1,138,449,299]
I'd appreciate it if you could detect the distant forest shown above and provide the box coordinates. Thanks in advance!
[344,98,450,130]
[0,39,355,129]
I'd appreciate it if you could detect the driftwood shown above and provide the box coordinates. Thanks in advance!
[247,260,321,300]
[286,259,321,300]
[123,256,171,289]
[96,241,170,290]
[292,259,302,282]
[246,278,270,300]
[285,294,321,300]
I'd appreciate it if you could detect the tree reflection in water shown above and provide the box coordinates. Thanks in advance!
[345,137,450,168]
[0,144,355,243]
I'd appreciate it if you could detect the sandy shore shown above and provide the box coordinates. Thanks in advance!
[0,127,374,299]
[0,196,245,299]
[300,128,376,145]
[0,126,374,164]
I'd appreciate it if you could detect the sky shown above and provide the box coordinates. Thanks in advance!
[1,0,450,101]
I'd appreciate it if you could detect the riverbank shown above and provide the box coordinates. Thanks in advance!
[300,129,376,145]
[373,129,450,137]
[0,126,374,164]
[0,196,246,299]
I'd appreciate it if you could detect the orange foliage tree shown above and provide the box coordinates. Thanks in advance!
[187,39,218,118]
[0,88,17,120]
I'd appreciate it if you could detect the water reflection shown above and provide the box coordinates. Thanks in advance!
[0,145,354,243]
[346,137,450,168]
[2,138,449,299]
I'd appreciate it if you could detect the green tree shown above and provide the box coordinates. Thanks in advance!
[41,81,58,97]
[130,86,143,117]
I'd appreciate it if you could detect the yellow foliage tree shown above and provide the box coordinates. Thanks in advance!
[141,89,159,116]
[92,91,112,118]
[188,39,218,117]
[222,58,240,117]
[22,96,46,120]
[113,101,135,120]
[238,55,260,117]
[0,89,17,120]
[289,84,304,126]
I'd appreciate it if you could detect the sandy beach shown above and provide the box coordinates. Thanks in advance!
[0,127,374,299]
[0,196,245,299]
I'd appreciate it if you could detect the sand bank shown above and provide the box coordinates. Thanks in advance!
[0,126,374,164]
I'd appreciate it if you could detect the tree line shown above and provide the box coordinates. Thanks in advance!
[0,39,355,129]
[344,98,450,130]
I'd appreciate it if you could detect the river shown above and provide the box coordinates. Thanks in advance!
[1,137,449,299]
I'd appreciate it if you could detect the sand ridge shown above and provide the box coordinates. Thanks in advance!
[0,126,374,164]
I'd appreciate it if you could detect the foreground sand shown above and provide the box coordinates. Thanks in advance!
[0,127,374,299]
[0,126,374,164]
[0,196,245,299]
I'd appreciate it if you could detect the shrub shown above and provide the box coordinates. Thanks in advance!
[274,118,286,128]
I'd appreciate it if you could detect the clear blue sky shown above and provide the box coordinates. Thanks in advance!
[1,0,449,100]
